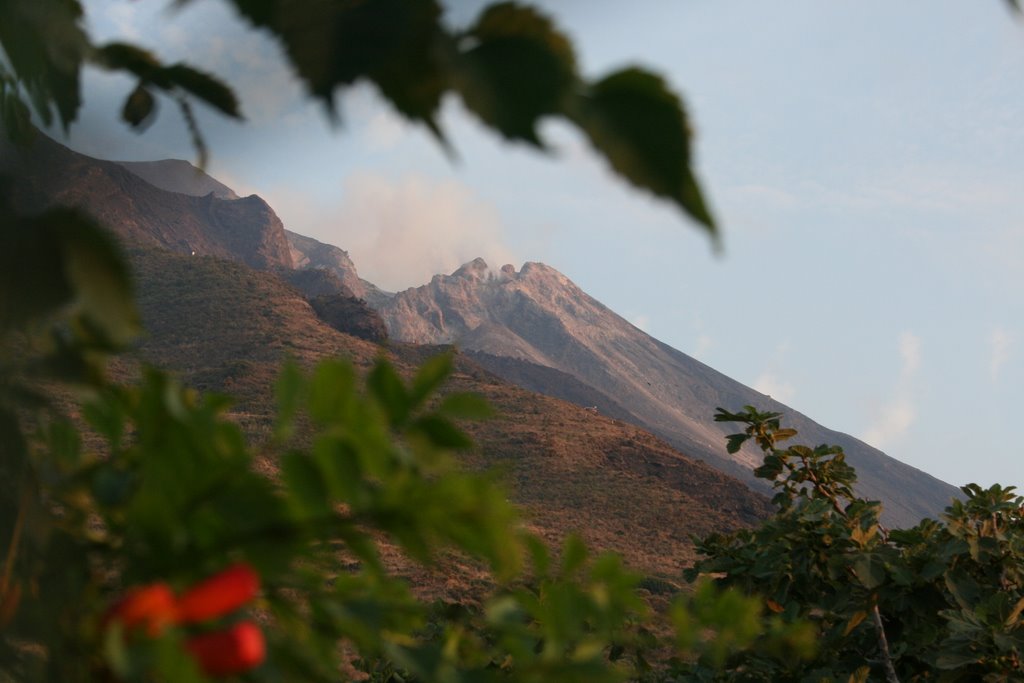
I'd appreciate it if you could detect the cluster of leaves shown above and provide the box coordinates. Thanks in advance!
[679,406,1024,682]
[2,336,645,680]
[0,0,715,236]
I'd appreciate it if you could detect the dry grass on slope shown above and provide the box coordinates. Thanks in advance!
[123,248,771,585]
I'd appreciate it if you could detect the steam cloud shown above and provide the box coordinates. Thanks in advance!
[863,331,921,449]
[275,173,519,292]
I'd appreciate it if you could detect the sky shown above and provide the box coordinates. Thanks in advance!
[58,0,1024,491]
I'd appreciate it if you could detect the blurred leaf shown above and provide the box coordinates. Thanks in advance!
[945,571,981,611]
[282,450,332,518]
[438,392,493,420]
[0,70,35,144]
[61,214,140,346]
[226,0,445,132]
[571,67,715,234]
[561,534,588,577]
[455,2,576,146]
[0,0,88,130]
[121,83,156,129]
[0,210,74,332]
[410,415,472,449]
[1006,596,1024,627]
[524,533,551,576]
[409,352,452,408]
[274,361,304,441]
[95,42,162,80]
[0,202,137,346]
[43,417,82,470]
[842,610,868,636]
[162,64,242,119]
[368,360,409,426]
[307,359,355,426]
[935,651,981,669]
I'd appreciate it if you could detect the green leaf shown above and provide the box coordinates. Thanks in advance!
[935,651,980,669]
[409,415,472,450]
[561,534,588,577]
[570,67,715,234]
[62,215,140,345]
[725,433,748,454]
[409,352,452,408]
[95,42,162,81]
[162,64,242,119]
[455,2,577,146]
[307,359,355,425]
[842,610,868,636]
[282,450,332,518]
[0,73,35,144]
[368,360,410,426]
[438,392,493,420]
[226,0,446,132]
[945,571,981,610]
[121,83,156,130]
[0,205,138,344]
[851,553,886,589]
[847,666,871,683]
[274,361,304,441]
[1006,595,1024,627]
[773,428,798,443]
[0,0,88,130]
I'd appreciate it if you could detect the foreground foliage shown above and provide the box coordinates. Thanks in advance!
[5,1,1024,681]
[678,406,1024,682]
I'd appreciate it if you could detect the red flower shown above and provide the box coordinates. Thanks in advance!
[186,621,265,676]
[176,563,260,624]
[105,583,177,636]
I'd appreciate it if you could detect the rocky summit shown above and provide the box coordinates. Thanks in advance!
[378,258,961,528]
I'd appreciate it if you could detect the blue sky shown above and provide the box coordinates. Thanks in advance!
[65,1,1024,491]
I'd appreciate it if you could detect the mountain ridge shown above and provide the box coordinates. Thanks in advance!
[378,257,961,528]
[16,135,959,530]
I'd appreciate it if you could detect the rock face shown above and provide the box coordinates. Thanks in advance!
[379,258,962,528]
[4,133,293,270]
[284,230,368,300]
[309,294,388,343]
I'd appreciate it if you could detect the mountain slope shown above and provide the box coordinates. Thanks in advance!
[11,134,776,581]
[123,247,771,576]
[378,258,961,528]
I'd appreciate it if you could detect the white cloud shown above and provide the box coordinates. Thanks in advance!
[629,314,651,333]
[271,173,518,291]
[753,372,796,403]
[863,398,916,449]
[899,331,922,377]
[862,331,922,449]
[694,334,713,358]
[751,341,796,403]
[990,327,1013,380]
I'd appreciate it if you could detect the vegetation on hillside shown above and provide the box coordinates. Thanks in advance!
[4,1,1024,681]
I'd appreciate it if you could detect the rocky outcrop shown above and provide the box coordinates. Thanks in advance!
[285,230,368,300]
[378,258,962,528]
[3,133,293,270]
[309,294,388,343]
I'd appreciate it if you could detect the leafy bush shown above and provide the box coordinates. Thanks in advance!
[680,406,1024,682]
